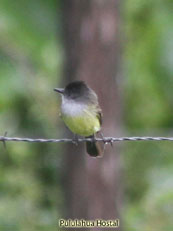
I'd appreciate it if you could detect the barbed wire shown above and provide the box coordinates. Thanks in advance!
[0,136,173,145]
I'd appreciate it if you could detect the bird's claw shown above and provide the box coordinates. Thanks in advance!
[72,135,79,146]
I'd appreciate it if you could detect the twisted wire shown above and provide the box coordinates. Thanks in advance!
[0,136,173,144]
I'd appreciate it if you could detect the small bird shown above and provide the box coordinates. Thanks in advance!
[54,81,104,157]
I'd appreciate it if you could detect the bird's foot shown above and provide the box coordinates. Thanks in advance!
[91,134,97,142]
[72,134,79,146]
[99,131,113,147]
[99,131,107,144]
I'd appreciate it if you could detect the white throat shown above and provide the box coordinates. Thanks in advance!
[61,96,86,117]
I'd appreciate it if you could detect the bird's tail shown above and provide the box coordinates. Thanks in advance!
[86,135,104,157]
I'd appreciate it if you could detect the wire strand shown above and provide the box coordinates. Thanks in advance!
[0,136,173,144]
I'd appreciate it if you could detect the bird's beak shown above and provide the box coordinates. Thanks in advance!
[54,88,65,94]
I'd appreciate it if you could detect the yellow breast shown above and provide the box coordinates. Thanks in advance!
[62,109,100,137]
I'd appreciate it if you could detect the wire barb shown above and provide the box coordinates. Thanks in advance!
[2,132,8,149]
[0,136,173,144]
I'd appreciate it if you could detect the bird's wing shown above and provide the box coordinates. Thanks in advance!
[97,107,102,126]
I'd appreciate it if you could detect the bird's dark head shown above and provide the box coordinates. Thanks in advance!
[54,81,90,101]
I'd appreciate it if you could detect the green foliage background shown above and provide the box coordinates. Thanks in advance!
[123,0,173,230]
[0,0,172,230]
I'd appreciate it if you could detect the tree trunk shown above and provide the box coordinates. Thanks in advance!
[62,0,123,230]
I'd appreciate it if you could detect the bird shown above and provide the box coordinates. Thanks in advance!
[54,81,104,157]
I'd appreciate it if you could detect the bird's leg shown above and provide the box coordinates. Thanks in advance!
[99,131,107,144]
[92,134,97,143]
[99,131,104,140]
[99,131,113,147]
[72,134,79,146]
